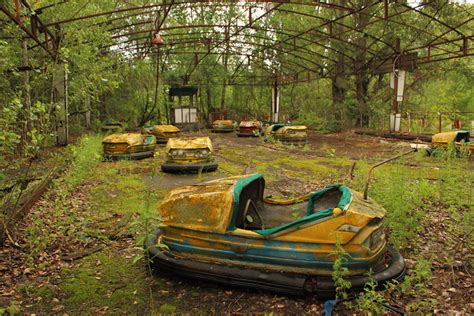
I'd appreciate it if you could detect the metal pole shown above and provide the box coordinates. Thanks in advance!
[363,149,416,200]
[438,112,442,133]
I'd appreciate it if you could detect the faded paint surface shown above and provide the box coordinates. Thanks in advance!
[277,125,307,133]
[239,120,262,129]
[158,174,387,272]
[102,133,155,154]
[103,133,150,146]
[166,137,213,152]
[163,137,215,165]
[153,125,180,133]
[432,131,473,151]
[265,125,308,142]
[212,120,234,127]
[160,182,234,234]
[142,125,180,140]
[432,131,460,143]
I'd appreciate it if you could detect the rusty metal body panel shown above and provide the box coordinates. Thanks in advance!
[211,120,235,132]
[156,174,398,274]
[430,131,473,154]
[102,133,155,160]
[147,174,405,294]
[161,137,217,173]
[265,124,308,144]
[142,124,181,144]
[237,120,263,137]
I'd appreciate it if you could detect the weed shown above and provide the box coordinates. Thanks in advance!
[63,135,102,188]
[401,258,432,294]
[332,238,351,300]
[351,159,435,249]
[302,144,311,152]
[0,300,20,315]
[351,275,386,314]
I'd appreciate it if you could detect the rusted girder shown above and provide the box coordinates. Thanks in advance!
[0,1,58,58]
[41,0,354,28]
[110,36,325,73]
[107,29,339,66]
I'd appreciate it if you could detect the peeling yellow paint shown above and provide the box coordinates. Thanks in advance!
[102,133,155,154]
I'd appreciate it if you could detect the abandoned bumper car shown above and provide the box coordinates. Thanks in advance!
[100,120,123,133]
[146,174,405,296]
[236,120,263,137]
[265,124,308,144]
[161,137,218,173]
[141,124,180,144]
[211,120,235,133]
[428,130,473,156]
[102,133,156,160]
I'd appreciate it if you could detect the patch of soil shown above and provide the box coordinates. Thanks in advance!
[307,130,410,159]
[148,269,322,315]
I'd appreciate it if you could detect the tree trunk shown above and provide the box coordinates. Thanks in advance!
[331,59,345,121]
[21,39,31,156]
[353,1,373,128]
[206,77,213,114]
[330,0,347,122]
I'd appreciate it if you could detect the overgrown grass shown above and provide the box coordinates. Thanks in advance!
[351,159,434,249]
[63,135,103,188]
[20,135,166,313]
[343,153,472,313]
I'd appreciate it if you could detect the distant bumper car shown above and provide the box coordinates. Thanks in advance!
[142,124,180,144]
[101,120,123,133]
[211,120,235,133]
[427,130,473,156]
[102,133,156,160]
[265,124,308,145]
[236,120,263,137]
[161,137,218,173]
[146,173,405,296]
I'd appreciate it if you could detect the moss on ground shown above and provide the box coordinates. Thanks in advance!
[218,161,245,175]
[88,156,164,215]
[23,251,151,315]
[61,251,149,314]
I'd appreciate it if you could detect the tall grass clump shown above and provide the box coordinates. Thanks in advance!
[63,135,103,188]
[351,160,435,249]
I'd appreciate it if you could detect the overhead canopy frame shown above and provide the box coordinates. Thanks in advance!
[1,0,473,86]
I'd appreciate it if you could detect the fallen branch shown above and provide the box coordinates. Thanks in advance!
[1,163,67,246]
[60,245,105,262]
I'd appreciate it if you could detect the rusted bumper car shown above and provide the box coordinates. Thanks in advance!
[141,124,180,144]
[101,120,123,133]
[211,120,235,133]
[161,137,218,173]
[427,130,473,156]
[236,120,263,137]
[265,124,308,145]
[146,173,405,297]
[102,133,156,160]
